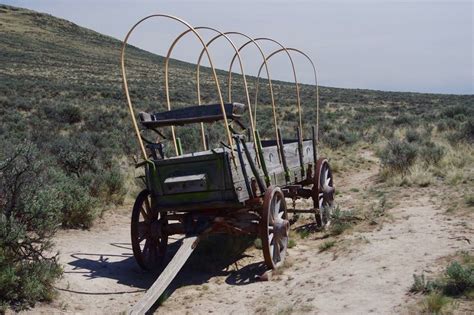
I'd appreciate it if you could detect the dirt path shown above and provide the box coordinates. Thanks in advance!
[27,151,472,314]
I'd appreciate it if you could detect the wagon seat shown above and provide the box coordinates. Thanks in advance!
[138,102,247,129]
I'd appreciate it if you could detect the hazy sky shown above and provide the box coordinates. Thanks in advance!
[3,0,473,94]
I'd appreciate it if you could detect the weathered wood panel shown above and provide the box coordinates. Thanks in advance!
[148,138,315,209]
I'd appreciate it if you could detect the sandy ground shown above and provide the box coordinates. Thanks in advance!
[25,151,473,314]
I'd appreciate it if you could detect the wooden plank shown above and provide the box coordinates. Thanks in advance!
[139,103,246,128]
[129,236,199,315]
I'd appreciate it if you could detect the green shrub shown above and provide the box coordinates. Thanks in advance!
[55,173,98,229]
[41,103,82,124]
[460,119,474,143]
[49,134,98,178]
[376,124,395,140]
[443,261,473,296]
[441,104,472,120]
[437,120,448,132]
[445,118,474,144]
[405,129,421,143]
[60,104,82,124]
[410,257,473,314]
[0,257,62,310]
[82,166,126,206]
[323,130,357,149]
[378,139,418,174]
[100,167,126,205]
[0,141,63,310]
[419,141,444,165]
[393,114,413,126]
[328,207,356,236]
[410,273,437,294]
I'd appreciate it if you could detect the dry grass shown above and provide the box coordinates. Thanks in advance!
[422,292,453,314]
[318,240,336,252]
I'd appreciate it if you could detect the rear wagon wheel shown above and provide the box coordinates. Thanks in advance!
[131,189,168,270]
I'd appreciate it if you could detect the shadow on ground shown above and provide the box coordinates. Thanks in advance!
[60,234,265,301]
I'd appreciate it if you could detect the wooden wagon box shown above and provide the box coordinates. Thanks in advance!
[146,139,315,211]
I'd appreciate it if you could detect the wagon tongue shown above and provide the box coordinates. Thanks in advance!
[129,235,199,314]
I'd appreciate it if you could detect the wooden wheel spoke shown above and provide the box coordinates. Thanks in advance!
[268,198,275,223]
[140,207,149,221]
[273,241,280,262]
[325,177,331,187]
[144,197,151,212]
[143,239,150,256]
[268,232,274,244]
[274,199,281,216]
[137,222,148,243]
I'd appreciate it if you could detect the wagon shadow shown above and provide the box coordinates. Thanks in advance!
[165,234,263,290]
[62,238,183,293]
[62,235,263,296]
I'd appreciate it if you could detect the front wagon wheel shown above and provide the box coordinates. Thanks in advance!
[314,158,335,228]
[131,190,168,270]
[261,186,290,269]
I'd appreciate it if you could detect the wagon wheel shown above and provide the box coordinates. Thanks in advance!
[261,186,290,269]
[131,189,168,270]
[313,158,335,228]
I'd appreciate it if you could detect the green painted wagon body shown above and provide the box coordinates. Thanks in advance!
[144,138,314,211]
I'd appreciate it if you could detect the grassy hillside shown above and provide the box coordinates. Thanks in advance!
[1,4,472,147]
[0,4,472,311]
